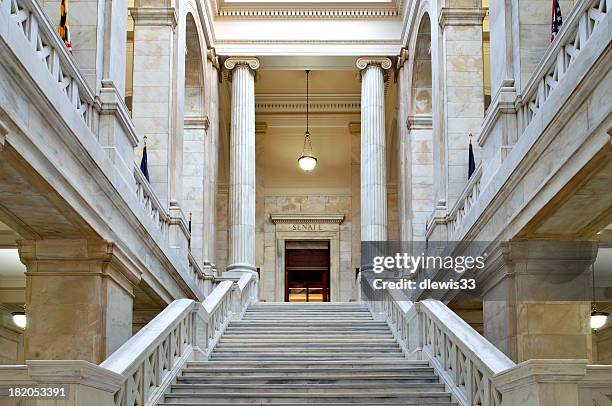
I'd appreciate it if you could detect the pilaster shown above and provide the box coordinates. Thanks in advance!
[481,241,596,363]
[18,239,139,363]
[130,4,178,209]
[439,7,486,208]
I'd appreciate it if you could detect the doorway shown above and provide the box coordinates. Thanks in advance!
[285,241,330,302]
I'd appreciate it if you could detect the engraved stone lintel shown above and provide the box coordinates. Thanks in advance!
[356,57,392,71]
[224,57,261,71]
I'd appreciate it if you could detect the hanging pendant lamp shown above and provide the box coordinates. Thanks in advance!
[298,70,317,171]
[591,263,609,331]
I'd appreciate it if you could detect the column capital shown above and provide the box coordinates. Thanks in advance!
[129,7,177,28]
[207,48,221,71]
[356,57,392,71]
[438,7,486,28]
[396,48,409,69]
[224,57,261,71]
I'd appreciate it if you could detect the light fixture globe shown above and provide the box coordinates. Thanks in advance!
[11,311,26,329]
[591,307,609,330]
[298,70,317,172]
[298,131,317,171]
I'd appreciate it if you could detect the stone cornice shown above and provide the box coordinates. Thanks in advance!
[438,8,487,28]
[98,80,139,148]
[224,56,260,71]
[129,7,178,27]
[211,0,406,19]
[216,8,401,19]
[356,56,393,70]
[270,213,345,224]
[255,93,360,114]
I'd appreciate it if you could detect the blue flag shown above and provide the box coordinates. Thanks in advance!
[140,140,150,182]
[468,136,476,179]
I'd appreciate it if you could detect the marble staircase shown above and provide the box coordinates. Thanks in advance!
[159,302,456,405]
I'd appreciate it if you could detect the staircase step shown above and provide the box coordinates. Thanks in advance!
[170,383,447,393]
[161,392,453,404]
[162,303,455,406]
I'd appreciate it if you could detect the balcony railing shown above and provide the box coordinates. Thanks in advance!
[517,0,608,135]
[447,164,482,238]
[2,0,97,133]
[134,165,171,236]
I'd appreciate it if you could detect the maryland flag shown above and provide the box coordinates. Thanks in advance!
[58,0,72,53]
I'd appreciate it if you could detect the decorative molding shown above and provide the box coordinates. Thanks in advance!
[255,93,360,114]
[216,39,400,46]
[438,8,486,28]
[98,80,139,147]
[216,8,400,18]
[184,115,210,130]
[348,122,361,135]
[27,360,123,393]
[211,0,407,19]
[129,7,178,27]
[270,213,345,224]
[356,56,393,70]
[224,56,260,71]
[255,122,268,135]
[407,114,432,130]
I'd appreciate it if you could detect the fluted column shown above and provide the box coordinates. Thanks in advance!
[224,57,260,273]
[357,57,392,242]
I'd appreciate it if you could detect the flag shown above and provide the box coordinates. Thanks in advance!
[140,137,150,182]
[58,0,72,53]
[551,0,563,42]
[468,134,476,179]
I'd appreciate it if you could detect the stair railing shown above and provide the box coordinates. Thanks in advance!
[359,272,515,406]
[101,271,257,406]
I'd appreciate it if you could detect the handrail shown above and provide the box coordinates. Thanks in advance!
[2,0,97,131]
[360,273,515,406]
[517,0,608,135]
[446,164,482,238]
[100,271,257,406]
[134,164,171,236]
[100,299,196,406]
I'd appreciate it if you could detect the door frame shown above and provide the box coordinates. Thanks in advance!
[270,213,344,302]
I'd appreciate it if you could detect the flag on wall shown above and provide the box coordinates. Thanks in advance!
[140,137,150,182]
[468,134,476,179]
[551,0,563,42]
[58,0,72,53]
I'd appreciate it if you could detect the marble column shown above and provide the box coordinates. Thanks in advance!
[482,241,596,363]
[202,50,221,274]
[224,57,260,273]
[356,57,392,243]
[18,239,136,363]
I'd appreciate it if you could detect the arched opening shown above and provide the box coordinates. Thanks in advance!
[411,15,432,116]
